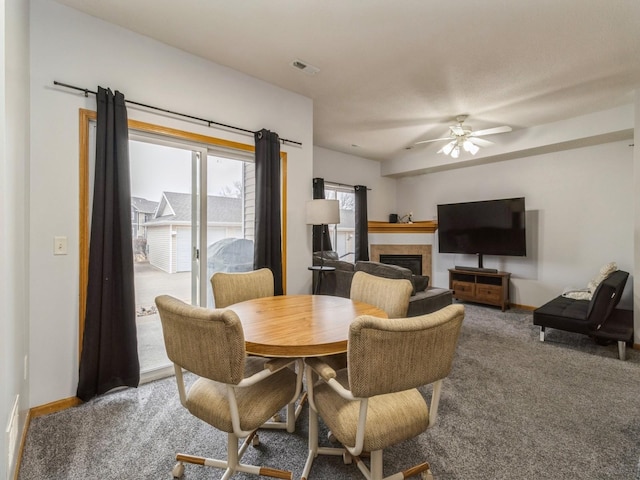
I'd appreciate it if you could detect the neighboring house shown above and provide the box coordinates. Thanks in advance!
[131,196,159,239]
[143,192,243,273]
[332,208,356,262]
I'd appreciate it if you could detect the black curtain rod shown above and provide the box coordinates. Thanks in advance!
[53,81,302,147]
[326,180,372,191]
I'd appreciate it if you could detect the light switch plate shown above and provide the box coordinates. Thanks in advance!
[54,236,68,255]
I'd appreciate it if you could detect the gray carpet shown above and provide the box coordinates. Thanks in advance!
[19,304,640,479]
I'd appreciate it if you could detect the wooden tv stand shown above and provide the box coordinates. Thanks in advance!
[448,268,511,311]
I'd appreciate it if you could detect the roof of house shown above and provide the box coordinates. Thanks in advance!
[131,196,159,214]
[144,192,242,226]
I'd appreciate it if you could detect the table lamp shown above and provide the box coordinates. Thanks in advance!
[306,198,340,271]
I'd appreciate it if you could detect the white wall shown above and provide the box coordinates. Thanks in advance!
[313,146,396,221]
[396,140,634,311]
[1,0,30,477]
[29,0,313,407]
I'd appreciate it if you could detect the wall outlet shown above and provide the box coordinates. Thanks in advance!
[6,395,19,478]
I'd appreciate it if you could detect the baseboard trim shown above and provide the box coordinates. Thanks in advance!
[30,396,83,418]
[510,303,536,311]
[14,410,31,480]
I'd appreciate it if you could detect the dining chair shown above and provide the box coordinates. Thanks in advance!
[322,271,413,371]
[301,304,465,480]
[350,270,413,318]
[211,267,274,308]
[210,267,305,430]
[155,294,303,480]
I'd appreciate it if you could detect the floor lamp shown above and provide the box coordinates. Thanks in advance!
[306,199,340,294]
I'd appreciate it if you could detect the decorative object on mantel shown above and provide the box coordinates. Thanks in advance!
[398,211,413,223]
[368,220,438,234]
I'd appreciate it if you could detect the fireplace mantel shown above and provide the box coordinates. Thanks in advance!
[368,220,437,234]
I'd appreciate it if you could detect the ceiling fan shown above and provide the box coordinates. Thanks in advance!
[413,115,512,158]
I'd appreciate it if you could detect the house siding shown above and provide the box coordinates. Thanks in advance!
[244,163,255,241]
[147,225,172,273]
[176,227,192,272]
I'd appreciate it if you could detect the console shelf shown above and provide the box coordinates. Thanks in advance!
[448,269,511,311]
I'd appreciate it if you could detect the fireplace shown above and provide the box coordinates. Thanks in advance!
[379,254,422,275]
[370,244,432,279]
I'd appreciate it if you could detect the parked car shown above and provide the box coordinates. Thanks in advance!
[206,237,254,307]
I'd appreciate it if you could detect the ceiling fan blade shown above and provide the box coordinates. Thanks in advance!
[413,136,452,145]
[468,137,494,147]
[469,125,512,137]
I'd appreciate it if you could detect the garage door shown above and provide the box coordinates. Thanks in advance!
[176,228,192,272]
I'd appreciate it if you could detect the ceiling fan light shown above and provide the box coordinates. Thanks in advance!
[450,145,460,159]
[463,139,480,155]
[441,141,456,155]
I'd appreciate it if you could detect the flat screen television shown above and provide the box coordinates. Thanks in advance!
[437,197,526,270]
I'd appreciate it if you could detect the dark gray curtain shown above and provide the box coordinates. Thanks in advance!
[312,177,333,253]
[354,185,370,261]
[77,87,139,401]
[254,129,283,295]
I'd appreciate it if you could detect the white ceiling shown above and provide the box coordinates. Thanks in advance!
[54,0,640,161]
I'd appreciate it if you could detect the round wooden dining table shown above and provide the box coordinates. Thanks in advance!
[227,294,388,358]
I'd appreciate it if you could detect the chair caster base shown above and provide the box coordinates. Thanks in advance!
[172,462,184,478]
[252,434,260,446]
[421,468,434,480]
[342,451,352,464]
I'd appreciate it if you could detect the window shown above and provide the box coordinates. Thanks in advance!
[324,184,355,262]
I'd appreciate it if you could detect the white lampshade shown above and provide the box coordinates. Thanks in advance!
[306,199,340,225]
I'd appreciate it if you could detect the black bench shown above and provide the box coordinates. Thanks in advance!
[533,270,632,360]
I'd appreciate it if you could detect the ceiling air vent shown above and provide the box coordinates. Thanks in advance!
[290,59,320,75]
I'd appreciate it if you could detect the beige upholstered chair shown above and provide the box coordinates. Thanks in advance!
[322,270,414,371]
[211,268,274,308]
[350,270,413,318]
[302,304,465,480]
[210,268,304,429]
[155,295,302,480]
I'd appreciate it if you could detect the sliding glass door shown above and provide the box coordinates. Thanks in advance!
[128,135,255,381]
[80,112,282,386]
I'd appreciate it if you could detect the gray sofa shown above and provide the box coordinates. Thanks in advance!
[313,252,453,317]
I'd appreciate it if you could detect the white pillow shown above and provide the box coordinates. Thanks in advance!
[561,262,617,301]
[562,288,593,301]
[587,262,617,293]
